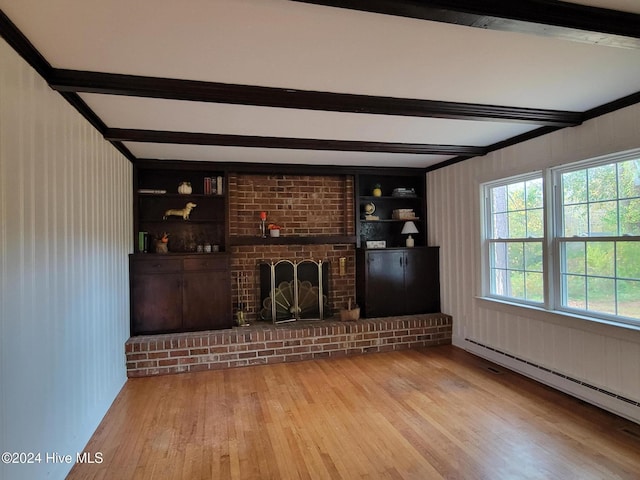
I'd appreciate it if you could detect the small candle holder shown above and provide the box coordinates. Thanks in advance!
[259,211,267,238]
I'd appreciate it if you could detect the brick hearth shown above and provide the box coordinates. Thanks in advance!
[125,313,452,377]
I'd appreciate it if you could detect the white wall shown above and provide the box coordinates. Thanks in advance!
[0,39,132,479]
[427,102,640,423]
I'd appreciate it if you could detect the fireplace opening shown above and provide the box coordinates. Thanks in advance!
[259,260,330,323]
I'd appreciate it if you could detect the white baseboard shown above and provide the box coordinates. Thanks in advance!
[459,338,640,425]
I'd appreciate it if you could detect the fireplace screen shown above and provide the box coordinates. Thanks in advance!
[259,260,330,323]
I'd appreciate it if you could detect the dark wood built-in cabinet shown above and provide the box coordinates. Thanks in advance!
[130,254,232,335]
[355,172,440,318]
[130,161,232,335]
[356,247,440,318]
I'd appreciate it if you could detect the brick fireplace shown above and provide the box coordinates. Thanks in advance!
[228,173,356,322]
[125,173,452,378]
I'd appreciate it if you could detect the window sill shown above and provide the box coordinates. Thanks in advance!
[475,296,640,341]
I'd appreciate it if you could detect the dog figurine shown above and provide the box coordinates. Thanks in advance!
[163,202,197,220]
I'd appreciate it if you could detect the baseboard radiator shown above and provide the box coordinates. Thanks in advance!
[464,338,640,425]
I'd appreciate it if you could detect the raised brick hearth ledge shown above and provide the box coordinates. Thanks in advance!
[125,313,452,377]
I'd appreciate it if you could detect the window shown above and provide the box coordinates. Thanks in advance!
[556,156,640,321]
[482,149,640,326]
[484,175,544,304]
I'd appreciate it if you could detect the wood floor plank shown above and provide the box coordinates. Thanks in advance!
[67,345,640,479]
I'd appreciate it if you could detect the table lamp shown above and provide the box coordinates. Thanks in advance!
[401,221,418,247]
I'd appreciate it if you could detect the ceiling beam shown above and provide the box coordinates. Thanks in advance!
[0,9,52,78]
[292,0,640,49]
[105,128,485,156]
[49,69,581,127]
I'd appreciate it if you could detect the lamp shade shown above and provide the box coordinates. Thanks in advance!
[401,221,419,235]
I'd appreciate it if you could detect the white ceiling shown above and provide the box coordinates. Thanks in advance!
[1,0,640,168]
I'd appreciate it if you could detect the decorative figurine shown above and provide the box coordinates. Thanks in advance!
[372,184,382,197]
[163,202,197,220]
[155,232,169,254]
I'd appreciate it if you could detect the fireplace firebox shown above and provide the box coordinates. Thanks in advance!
[259,260,330,323]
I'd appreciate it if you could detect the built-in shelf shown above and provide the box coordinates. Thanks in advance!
[360,219,420,223]
[229,235,357,246]
[139,219,225,224]
[360,195,419,201]
[138,193,224,198]
[131,252,228,257]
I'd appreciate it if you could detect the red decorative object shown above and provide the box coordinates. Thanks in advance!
[259,211,267,220]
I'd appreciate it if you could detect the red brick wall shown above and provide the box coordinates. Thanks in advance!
[125,314,453,377]
[228,173,356,321]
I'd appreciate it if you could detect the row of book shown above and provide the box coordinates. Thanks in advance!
[204,176,224,195]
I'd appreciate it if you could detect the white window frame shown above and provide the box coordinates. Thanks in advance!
[481,147,640,329]
[551,150,640,326]
[481,172,545,307]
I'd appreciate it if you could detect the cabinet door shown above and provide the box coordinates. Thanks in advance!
[365,250,405,317]
[182,257,232,331]
[403,248,440,314]
[131,273,183,334]
[183,271,232,330]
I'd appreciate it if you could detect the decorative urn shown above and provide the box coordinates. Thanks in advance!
[178,182,192,194]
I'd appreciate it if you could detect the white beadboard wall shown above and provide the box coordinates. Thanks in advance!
[0,39,132,479]
[427,102,640,423]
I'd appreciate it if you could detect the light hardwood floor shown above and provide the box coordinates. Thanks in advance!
[67,345,640,479]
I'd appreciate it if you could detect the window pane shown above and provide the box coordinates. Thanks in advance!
[563,170,587,205]
[491,242,507,269]
[617,280,640,319]
[586,277,616,315]
[507,243,524,270]
[617,242,640,279]
[492,185,508,213]
[507,182,525,211]
[524,243,543,272]
[509,270,525,299]
[564,274,586,309]
[508,211,526,238]
[586,242,615,277]
[619,199,640,236]
[527,208,544,237]
[563,242,585,275]
[617,159,640,199]
[588,164,617,202]
[563,204,588,236]
[588,200,618,235]
[525,272,544,302]
[526,178,543,209]
[492,212,508,239]
[492,268,508,296]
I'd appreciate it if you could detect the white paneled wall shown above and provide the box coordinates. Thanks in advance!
[427,102,640,423]
[0,39,132,479]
